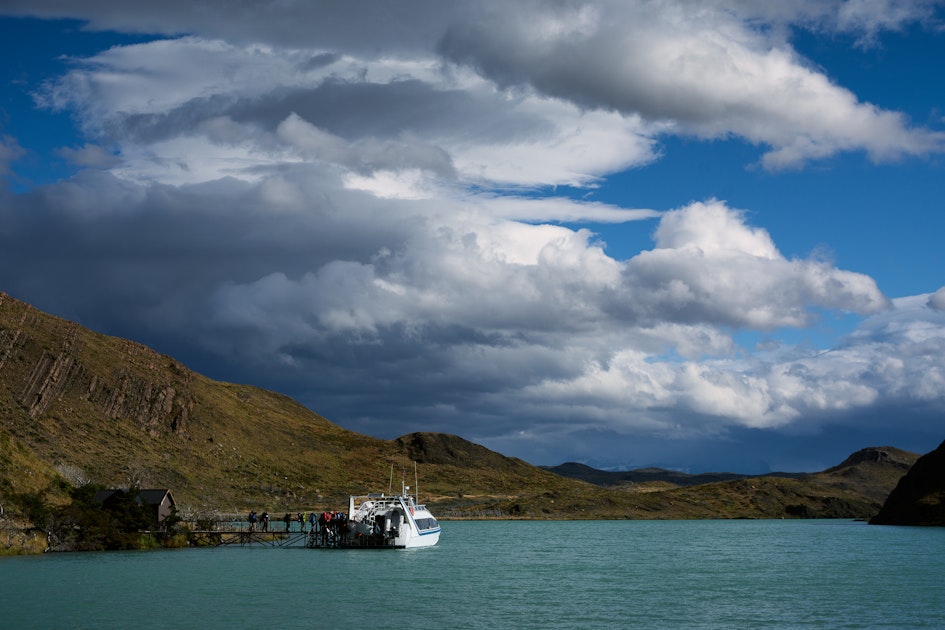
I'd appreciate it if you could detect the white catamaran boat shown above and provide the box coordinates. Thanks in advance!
[344,473,441,548]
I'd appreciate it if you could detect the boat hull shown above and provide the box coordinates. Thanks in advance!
[344,494,441,549]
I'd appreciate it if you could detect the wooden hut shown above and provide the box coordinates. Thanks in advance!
[93,488,177,523]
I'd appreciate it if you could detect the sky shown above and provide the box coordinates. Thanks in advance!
[1,1,944,474]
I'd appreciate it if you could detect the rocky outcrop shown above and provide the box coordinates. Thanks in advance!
[1,292,194,437]
[825,446,916,472]
[85,369,194,436]
[0,516,48,555]
[870,439,945,526]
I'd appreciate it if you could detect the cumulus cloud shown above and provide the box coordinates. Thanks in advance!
[1,167,904,447]
[501,292,945,450]
[614,201,889,329]
[438,2,945,169]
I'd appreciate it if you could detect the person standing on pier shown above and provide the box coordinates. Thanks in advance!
[283,513,291,532]
[319,511,330,545]
[297,512,305,533]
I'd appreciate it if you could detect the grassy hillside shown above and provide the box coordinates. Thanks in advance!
[540,446,918,519]
[0,291,923,536]
[0,292,622,517]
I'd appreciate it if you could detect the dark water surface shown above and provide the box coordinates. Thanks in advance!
[2,519,944,628]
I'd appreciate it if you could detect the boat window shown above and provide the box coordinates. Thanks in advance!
[414,517,439,530]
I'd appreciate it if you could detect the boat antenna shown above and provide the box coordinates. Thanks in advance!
[388,463,394,495]
[414,461,419,503]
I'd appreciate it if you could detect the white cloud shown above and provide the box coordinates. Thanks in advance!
[620,201,889,329]
[438,1,945,169]
[653,201,779,258]
[496,291,945,441]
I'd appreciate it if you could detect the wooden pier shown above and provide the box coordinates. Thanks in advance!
[184,523,404,549]
[187,529,309,547]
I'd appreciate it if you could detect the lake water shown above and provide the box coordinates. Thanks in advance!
[2,519,944,629]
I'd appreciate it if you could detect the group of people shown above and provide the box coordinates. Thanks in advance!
[246,510,270,532]
[316,511,349,544]
[246,509,348,539]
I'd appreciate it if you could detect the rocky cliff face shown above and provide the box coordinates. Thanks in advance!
[1,293,195,439]
[870,440,945,526]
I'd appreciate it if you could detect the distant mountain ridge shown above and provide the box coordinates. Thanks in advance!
[542,462,772,487]
[0,291,928,541]
[546,446,917,496]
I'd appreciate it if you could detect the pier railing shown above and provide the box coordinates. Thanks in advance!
[181,519,398,548]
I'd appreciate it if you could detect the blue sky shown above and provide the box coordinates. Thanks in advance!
[1,1,945,474]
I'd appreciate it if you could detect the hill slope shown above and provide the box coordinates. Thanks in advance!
[0,292,922,527]
[0,292,627,517]
[646,446,917,520]
[870,439,945,526]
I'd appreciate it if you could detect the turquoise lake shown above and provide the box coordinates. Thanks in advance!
[2,519,944,629]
